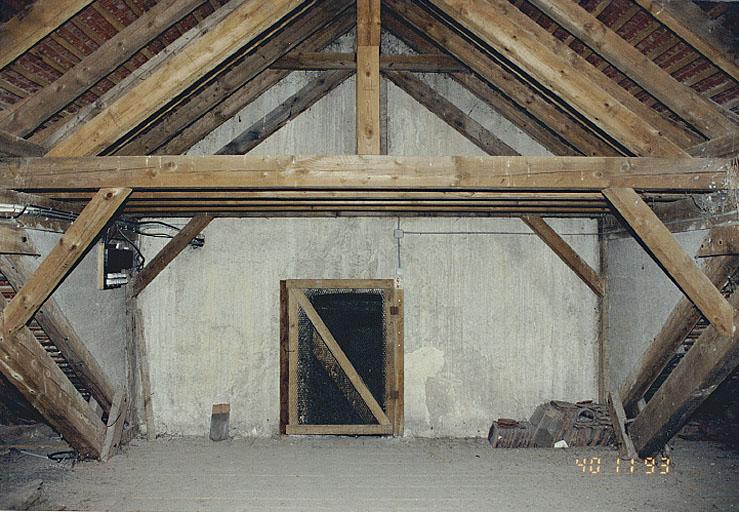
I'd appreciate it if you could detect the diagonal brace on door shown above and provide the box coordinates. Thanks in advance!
[290,289,390,426]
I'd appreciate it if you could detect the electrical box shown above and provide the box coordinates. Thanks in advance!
[97,240,136,290]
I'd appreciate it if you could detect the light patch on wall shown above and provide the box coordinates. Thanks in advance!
[405,346,445,435]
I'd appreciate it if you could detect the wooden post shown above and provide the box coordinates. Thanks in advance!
[356,0,381,154]
[1,187,131,337]
[604,187,735,337]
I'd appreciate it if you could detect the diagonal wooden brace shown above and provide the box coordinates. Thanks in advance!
[604,187,734,337]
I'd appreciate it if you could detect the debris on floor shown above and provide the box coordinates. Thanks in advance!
[0,478,43,510]
[488,400,615,448]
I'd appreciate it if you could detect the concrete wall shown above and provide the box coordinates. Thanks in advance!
[606,231,706,392]
[26,230,129,390]
[138,42,599,437]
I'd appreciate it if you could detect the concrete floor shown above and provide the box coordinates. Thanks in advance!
[2,437,738,511]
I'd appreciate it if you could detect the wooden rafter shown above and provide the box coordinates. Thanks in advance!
[688,133,739,158]
[633,0,739,82]
[116,0,354,156]
[383,1,620,157]
[0,291,106,458]
[620,251,738,412]
[0,250,117,412]
[130,216,213,297]
[46,0,305,157]
[0,0,95,70]
[522,216,604,296]
[216,71,354,155]
[384,71,517,156]
[34,0,243,149]
[356,0,381,155]
[528,0,737,140]
[1,188,131,337]
[630,290,739,456]
[429,0,696,156]
[604,188,734,337]
[152,10,356,156]
[0,130,44,157]
[0,0,206,137]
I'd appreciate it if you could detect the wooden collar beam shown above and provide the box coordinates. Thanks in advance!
[0,156,731,192]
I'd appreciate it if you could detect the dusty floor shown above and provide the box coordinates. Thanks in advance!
[1,436,738,511]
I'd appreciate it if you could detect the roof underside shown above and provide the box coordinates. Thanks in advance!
[0,0,736,216]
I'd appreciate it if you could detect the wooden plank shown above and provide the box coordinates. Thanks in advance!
[384,71,518,156]
[522,216,604,296]
[100,389,127,461]
[152,10,355,156]
[0,0,207,137]
[272,52,467,72]
[633,0,739,82]
[429,0,695,156]
[0,292,106,458]
[216,71,353,155]
[0,225,36,255]
[381,13,578,156]
[391,288,404,436]
[311,329,374,423]
[604,187,735,336]
[529,0,738,139]
[597,224,609,402]
[1,187,131,336]
[130,303,155,440]
[0,156,730,192]
[286,279,399,290]
[630,289,739,456]
[46,0,304,157]
[0,0,94,70]
[697,226,739,258]
[0,130,44,157]
[116,0,354,156]
[130,216,212,296]
[607,390,638,460]
[34,0,245,149]
[285,424,392,435]
[356,45,380,155]
[356,0,380,47]
[291,289,390,426]
[688,133,739,158]
[287,286,299,427]
[620,253,739,412]
[279,280,289,435]
[356,0,380,155]
[383,1,621,157]
[0,250,117,412]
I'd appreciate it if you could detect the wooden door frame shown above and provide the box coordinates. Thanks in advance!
[279,279,404,436]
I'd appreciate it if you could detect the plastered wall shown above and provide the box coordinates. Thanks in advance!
[138,37,599,437]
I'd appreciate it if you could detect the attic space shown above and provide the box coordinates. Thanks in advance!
[0,0,738,510]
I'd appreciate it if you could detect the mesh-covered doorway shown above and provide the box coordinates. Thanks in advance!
[280,280,403,436]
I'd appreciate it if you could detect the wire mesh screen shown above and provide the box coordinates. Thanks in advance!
[296,288,387,425]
